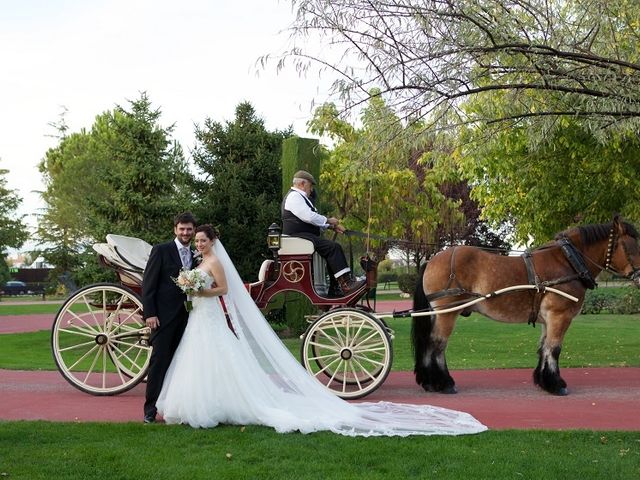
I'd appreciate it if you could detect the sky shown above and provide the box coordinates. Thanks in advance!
[0,0,334,233]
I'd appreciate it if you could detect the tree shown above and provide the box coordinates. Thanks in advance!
[190,102,293,279]
[309,95,510,270]
[282,0,640,241]
[284,0,640,138]
[0,164,28,284]
[39,93,191,285]
[457,116,640,244]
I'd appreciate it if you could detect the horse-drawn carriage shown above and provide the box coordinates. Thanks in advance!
[52,215,640,400]
[51,227,392,399]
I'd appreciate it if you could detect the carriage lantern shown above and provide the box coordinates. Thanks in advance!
[267,223,281,255]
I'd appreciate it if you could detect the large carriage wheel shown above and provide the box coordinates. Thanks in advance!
[300,308,393,399]
[51,283,151,395]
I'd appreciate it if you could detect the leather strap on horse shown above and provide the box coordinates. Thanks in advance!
[522,251,543,326]
[557,236,598,289]
[424,247,483,306]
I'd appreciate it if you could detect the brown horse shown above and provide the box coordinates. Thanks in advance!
[412,215,640,395]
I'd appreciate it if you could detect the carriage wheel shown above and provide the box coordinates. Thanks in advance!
[300,308,393,399]
[51,283,151,396]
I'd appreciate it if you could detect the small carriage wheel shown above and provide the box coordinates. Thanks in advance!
[300,308,393,399]
[51,283,151,396]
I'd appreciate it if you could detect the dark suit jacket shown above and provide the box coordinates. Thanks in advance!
[142,240,190,328]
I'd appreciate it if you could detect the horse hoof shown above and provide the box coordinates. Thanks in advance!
[441,386,458,394]
[554,387,568,396]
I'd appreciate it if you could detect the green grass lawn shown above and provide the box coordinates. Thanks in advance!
[1,422,639,480]
[0,302,64,316]
[2,306,640,479]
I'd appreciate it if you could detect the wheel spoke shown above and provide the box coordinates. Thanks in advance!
[352,329,381,346]
[350,356,376,383]
[340,359,350,393]
[352,353,386,368]
[57,327,99,339]
[313,355,341,378]
[306,352,340,362]
[58,340,97,353]
[307,340,341,353]
[316,327,343,349]
[347,358,364,390]
[66,343,99,371]
[101,346,108,389]
[62,311,102,335]
[80,294,103,329]
[82,345,103,383]
[110,343,144,373]
[328,317,346,344]
[325,358,344,386]
[347,318,367,348]
[352,343,388,355]
[109,319,144,335]
[107,345,128,384]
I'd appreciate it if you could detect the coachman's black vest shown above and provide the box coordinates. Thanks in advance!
[281,189,321,236]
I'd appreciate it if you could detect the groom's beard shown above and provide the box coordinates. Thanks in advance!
[177,236,192,246]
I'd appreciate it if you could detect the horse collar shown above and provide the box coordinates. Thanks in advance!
[557,236,597,289]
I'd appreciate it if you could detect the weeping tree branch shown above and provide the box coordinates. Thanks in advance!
[282,0,640,133]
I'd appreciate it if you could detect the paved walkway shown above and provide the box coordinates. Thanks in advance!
[0,314,54,334]
[2,368,639,430]
[6,299,639,430]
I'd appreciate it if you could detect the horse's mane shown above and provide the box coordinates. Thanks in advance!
[555,221,639,246]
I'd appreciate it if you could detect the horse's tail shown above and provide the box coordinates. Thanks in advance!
[411,263,433,385]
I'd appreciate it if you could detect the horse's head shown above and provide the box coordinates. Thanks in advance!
[606,215,640,286]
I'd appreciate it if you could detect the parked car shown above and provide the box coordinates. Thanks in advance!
[1,280,29,295]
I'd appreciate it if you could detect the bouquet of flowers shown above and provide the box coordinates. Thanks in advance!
[172,268,207,312]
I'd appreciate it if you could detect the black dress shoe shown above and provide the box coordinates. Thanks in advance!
[143,414,156,424]
[338,276,366,295]
[327,285,344,298]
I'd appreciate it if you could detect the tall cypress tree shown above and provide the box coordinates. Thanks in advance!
[191,102,293,279]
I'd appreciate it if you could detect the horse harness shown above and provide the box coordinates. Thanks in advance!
[522,236,597,326]
[424,236,599,327]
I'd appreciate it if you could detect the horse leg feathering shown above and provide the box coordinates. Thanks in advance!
[412,275,457,394]
[533,324,568,395]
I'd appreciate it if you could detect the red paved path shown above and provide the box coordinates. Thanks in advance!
[0,314,54,334]
[2,368,638,430]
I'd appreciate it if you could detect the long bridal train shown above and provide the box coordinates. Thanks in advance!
[157,241,487,436]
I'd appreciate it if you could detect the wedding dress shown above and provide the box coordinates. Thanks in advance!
[156,241,487,436]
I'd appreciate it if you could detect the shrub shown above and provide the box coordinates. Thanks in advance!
[581,289,614,314]
[614,288,640,314]
[581,286,639,314]
[378,271,397,284]
[397,272,419,294]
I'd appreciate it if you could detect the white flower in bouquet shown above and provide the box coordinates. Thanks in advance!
[172,268,207,311]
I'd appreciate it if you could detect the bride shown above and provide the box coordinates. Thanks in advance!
[156,224,487,436]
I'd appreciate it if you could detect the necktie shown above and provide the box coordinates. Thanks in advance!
[180,247,191,268]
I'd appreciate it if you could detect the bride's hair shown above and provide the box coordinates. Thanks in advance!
[195,224,220,240]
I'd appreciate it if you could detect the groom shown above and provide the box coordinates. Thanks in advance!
[142,211,197,423]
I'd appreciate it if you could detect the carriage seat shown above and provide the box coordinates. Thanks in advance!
[277,235,328,295]
[257,259,273,282]
[93,235,152,286]
[278,235,314,255]
[106,234,152,271]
